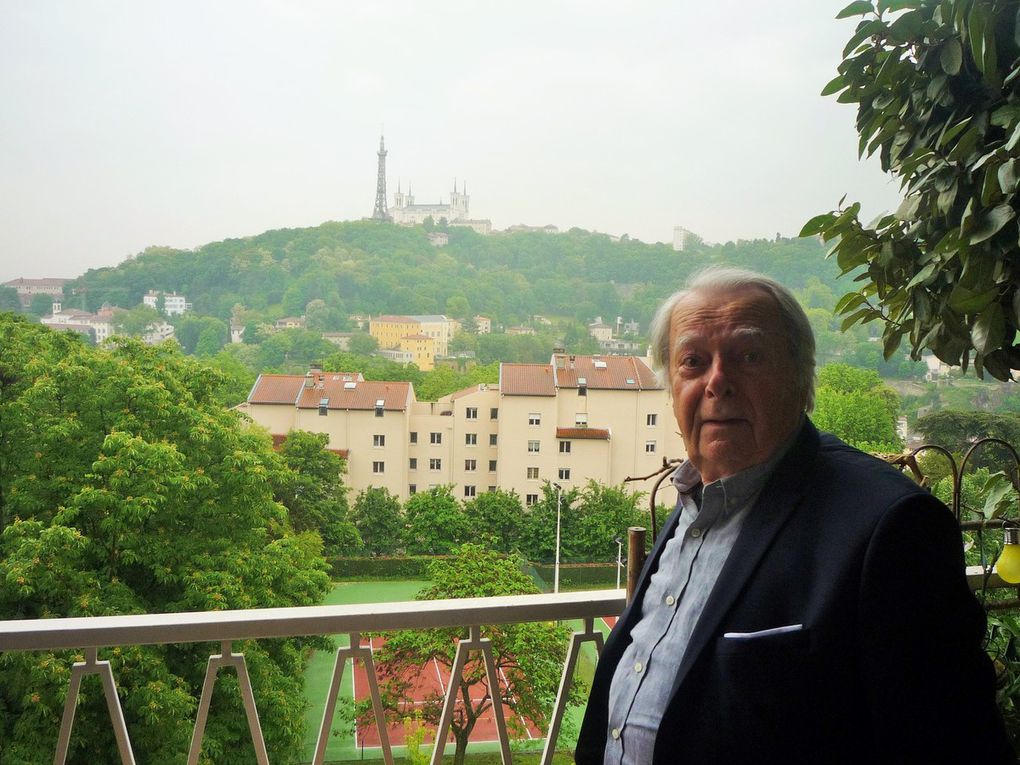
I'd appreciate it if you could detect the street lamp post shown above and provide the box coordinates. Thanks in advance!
[553,483,563,594]
[614,536,624,590]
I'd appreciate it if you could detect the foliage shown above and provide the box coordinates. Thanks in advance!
[0,315,330,764]
[273,430,361,556]
[0,287,22,313]
[806,0,1020,380]
[403,486,467,554]
[813,363,903,452]
[112,304,164,337]
[463,489,525,553]
[367,545,579,765]
[327,555,433,579]
[350,486,404,555]
[916,409,1020,471]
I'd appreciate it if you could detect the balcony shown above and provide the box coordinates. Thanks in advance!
[0,589,626,765]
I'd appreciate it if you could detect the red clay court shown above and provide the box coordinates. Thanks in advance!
[351,617,619,749]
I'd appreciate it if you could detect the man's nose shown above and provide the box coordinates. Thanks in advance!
[704,358,733,398]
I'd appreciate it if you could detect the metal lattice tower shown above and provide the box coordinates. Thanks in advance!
[371,135,391,221]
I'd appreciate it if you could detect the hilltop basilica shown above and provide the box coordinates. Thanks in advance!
[370,136,491,234]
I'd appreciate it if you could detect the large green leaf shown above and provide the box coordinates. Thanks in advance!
[837,0,876,19]
[948,283,999,313]
[940,37,963,75]
[968,203,1015,244]
[799,213,837,237]
[971,302,1006,354]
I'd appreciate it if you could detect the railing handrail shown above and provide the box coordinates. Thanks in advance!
[0,589,627,652]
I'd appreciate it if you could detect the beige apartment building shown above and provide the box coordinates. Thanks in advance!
[239,354,685,505]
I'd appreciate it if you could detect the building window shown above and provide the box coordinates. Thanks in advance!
[647,413,658,426]
[489,485,497,492]
[528,440,540,453]
[490,407,499,420]
[410,431,418,444]
[372,461,385,474]
[489,434,498,446]
[645,441,657,453]
[409,484,417,495]
[373,434,385,447]
[465,459,477,471]
[464,485,477,498]
[528,413,541,426]
[488,460,497,472]
[409,458,417,470]
[526,493,539,506]
[430,432,442,445]
[465,433,477,446]
[430,458,442,471]
[558,468,571,480]
[560,441,571,454]
[576,413,588,427]
[527,467,539,480]
[465,407,478,419]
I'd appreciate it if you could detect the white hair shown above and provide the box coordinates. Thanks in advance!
[647,267,816,412]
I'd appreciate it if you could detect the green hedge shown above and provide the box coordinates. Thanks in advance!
[328,555,437,579]
[530,563,620,591]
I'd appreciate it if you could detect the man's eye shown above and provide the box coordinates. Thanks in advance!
[679,356,700,369]
[743,351,761,363]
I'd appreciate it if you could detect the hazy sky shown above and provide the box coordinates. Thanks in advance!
[0,1,903,283]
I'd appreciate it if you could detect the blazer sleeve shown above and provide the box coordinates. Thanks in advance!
[857,493,1015,763]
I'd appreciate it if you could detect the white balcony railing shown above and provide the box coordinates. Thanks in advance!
[0,589,626,765]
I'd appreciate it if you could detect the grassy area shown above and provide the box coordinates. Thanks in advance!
[300,579,604,764]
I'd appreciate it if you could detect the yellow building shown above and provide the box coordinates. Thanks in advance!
[240,354,685,505]
[399,333,436,371]
[369,315,420,349]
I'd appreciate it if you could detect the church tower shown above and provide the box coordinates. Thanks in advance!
[372,135,391,221]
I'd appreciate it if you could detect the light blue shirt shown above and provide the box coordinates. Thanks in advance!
[603,448,789,765]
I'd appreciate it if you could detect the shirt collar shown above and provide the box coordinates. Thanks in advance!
[670,419,803,512]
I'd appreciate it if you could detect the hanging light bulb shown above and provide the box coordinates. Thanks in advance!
[995,523,1020,584]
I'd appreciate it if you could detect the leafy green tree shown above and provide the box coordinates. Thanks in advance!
[403,486,467,554]
[113,304,164,337]
[348,332,379,356]
[28,292,55,316]
[813,363,902,452]
[0,286,21,313]
[463,489,525,553]
[194,324,226,356]
[518,483,578,563]
[0,315,330,764]
[351,486,404,555]
[273,430,361,556]
[570,482,647,562]
[806,0,1020,380]
[368,544,579,765]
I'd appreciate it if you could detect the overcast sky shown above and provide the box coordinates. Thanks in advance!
[0,1,903,283]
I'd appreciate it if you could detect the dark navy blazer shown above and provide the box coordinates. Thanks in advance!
[575,420,1014,764]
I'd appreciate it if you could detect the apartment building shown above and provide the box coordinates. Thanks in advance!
[369,314,454,370]
[240,354,685,504]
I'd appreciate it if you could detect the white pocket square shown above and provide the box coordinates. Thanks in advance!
[723,623,803,639]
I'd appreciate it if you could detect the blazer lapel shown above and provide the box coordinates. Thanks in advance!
[667,419,821,698]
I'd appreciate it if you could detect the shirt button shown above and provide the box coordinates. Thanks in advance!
[690,528,702,538]
[665,595,676,606]
[611,728,621,740]
[634,661,643,672]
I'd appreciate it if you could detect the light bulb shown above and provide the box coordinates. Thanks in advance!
[995,526,1020,584]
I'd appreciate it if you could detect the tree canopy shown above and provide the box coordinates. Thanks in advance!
[806,0,1020,380]
[368,544,579,765]
[0,315,330,764]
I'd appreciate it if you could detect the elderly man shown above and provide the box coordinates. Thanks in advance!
[575,268,1013,763]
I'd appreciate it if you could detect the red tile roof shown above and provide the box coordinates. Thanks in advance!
[500,363,556,396]
[556,427,611,440]
[551,354,660,390]
[248,371,409,411]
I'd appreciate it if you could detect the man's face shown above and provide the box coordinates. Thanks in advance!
[668,286,804,483]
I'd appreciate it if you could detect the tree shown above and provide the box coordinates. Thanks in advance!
[28,292,54,317]
[351,486,404,555]
[113,304,164,338]
[403,486,467,554]
[348,332,379,356]
[0,315,330,764]
[368,544,579,765]
[570,482,646,562]
[273,430,361,556]
[0,285,21,313]
[805,1,1020,380]
[463,489,525,553]
[813,363,902,452]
